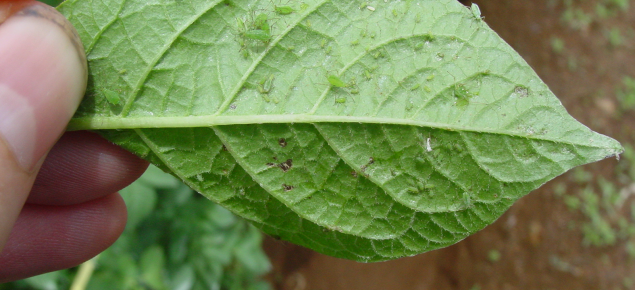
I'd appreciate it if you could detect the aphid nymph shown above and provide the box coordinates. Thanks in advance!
[471,3,483,21]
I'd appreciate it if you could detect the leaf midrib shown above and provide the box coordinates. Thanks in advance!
[66,114,621,151]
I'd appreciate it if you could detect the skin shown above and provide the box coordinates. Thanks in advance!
[0,1,148,282]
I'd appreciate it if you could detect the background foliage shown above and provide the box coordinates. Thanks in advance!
[1,166,272,290]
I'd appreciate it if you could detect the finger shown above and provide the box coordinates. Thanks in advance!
[0,2,87,251]
[0,193,127,283]
[29,131,149,206]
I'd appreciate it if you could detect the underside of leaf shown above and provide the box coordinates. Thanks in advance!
[60,0,622,262]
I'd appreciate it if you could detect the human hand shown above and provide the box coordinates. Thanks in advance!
[0,1,148,282]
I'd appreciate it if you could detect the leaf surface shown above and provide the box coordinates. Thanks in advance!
[59,0,622,261]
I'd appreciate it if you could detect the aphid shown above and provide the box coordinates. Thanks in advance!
[364,70,372,80]
[103,89,121,105]
[453,83,472,107]
[258,74,275,94]
[359,2,368,9]
[236,13,272,46]
[448,72,474,107]
[406,179,435,195]
[253,13,270,33]
[244,29,272,42]
[335,97,347,104]
[471,3,483,21]
[236,17,246,32]
[275,5,294,15]
[462,191,474,209]
[351,39,359,46]
[327,75,348,88]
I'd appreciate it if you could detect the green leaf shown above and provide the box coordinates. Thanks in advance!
[140,245,167,290]
[58,0,623,262]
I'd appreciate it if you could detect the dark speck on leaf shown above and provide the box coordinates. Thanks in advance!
[279,159,293,172]
[222,145,228,151]
[279,138,287,147]
[282,184,294,191]
[351,171,358,178]
[361,157,375,172]
[229,103,237,110]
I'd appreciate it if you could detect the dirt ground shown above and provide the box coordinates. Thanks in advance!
[262,0,635,289]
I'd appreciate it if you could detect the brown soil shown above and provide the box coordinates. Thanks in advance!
[263,0,635,289]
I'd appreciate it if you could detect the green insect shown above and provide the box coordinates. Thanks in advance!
[327,75,348,88]
[103,89,121,105]
[275,5,294,15]
[253,13,270,33]
[244,29,272,42]
[258,74,275,94]
[461,191,474,209]
[327,75,359,103]
[236,13,272,46]
[453,83,472,107]
[471,3,483,21]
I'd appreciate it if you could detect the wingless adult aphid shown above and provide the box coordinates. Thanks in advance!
[103,89,121,105]
[236,12,273,46]
[275,5,294,15]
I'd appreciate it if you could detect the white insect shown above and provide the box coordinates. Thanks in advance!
[366,6,376,11]
[426,138,432,152]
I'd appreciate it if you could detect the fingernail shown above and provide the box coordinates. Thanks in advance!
[0,3,86,171]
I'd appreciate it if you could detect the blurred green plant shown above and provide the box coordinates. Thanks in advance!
[557,144,635,249]
[550,37,566,54]
[561,0,630,29]
[0,166,272,290]
[606,27,624,47]
[617,76,635,112]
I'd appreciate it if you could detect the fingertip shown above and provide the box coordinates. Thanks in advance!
[29,131,149,205]
[0,2,86,171]
[0,193,127,282]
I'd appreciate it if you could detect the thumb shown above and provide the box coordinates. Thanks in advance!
[0,2,86,251]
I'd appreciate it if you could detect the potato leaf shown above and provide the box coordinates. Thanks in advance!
[59,0,622,262]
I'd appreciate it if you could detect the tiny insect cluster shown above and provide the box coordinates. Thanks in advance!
[237,13,272,46]
[327,75,360,104]
[235,2,297,50]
